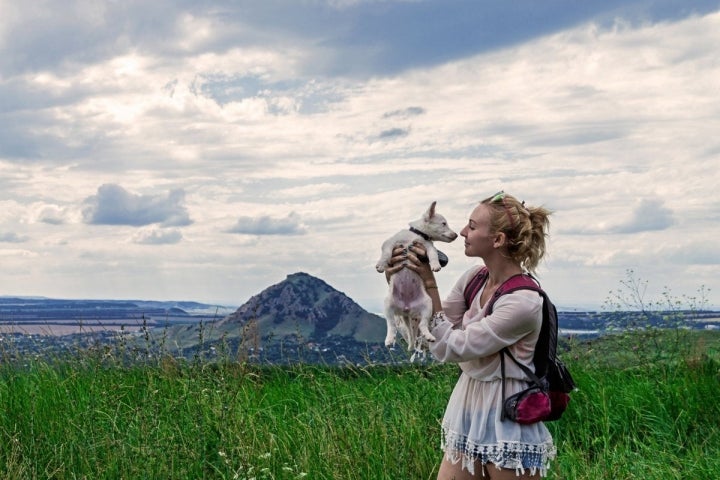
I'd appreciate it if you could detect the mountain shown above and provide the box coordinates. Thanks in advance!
[164,272,387,349]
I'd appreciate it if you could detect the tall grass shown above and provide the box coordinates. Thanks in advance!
[551,337,720,479]
[0,330,718,479]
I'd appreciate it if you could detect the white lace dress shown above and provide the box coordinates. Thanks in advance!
[429,266,556,477]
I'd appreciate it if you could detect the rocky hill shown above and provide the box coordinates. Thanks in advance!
[164,272,387,354]
[218,272,386,343]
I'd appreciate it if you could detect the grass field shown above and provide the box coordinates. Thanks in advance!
[0,329,718,479]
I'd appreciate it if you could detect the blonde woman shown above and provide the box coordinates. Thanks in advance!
[389,192,555,479]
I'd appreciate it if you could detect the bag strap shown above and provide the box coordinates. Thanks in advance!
[499,348,547,421]
[464,266,544,315]
[500,347,544,387]
[463,267,489,309]
[500,349,507,420]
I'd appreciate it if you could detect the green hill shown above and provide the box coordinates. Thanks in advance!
[162,272,387,352]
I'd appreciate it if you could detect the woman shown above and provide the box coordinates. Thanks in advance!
[389,191,555,479]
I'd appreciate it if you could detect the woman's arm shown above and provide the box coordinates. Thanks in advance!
[429,290,542,363]
[402,242,442,314]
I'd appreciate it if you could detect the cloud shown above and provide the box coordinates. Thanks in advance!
[82,184,192,227]
[610,198,675,233]
[382,106,425,118]
[37,206,66,225]
[561,198,675,235]
[133,228,183,245]
[0,232,28,243]
[275,183,345,198]
[226,212,307,235]
[377,127,410,140]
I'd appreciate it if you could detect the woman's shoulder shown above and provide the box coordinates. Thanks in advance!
[494,287,543,316]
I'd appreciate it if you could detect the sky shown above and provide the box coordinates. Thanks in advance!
[1,0,719,313]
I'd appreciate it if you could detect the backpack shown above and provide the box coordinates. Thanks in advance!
[463,267,576,422]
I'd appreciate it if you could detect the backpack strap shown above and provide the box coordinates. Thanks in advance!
[486,273,543,314]
[464,267,543,313]
[499,346,546,421]
[463,267,489,309]
[489,277,557,375]
[500,346,545,388]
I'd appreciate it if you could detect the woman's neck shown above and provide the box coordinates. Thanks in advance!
[483,258,523,287]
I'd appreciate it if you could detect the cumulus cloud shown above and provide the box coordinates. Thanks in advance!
[82,184,192,227]
[610,198,675,234]
[561,198,675,235]
[133,228,183,245]
[37,206,66,225]
[226,212,307,235]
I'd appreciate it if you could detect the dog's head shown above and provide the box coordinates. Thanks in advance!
[413,201,458,243]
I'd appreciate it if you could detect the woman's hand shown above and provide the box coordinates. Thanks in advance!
[384,245,409,281]
[404,242,437,286]
[384,242,437,286]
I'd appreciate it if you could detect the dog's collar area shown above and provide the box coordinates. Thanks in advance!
[409,227,430,241]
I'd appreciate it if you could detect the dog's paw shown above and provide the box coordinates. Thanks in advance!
[376,264,386,273]
[423,332,436,343]
[384,339,396,348]
[430,262,441,272]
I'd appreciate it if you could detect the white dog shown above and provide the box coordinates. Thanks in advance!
[375,201,458,353]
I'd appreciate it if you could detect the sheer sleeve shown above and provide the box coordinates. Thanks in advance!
[429,289,542,363]
[440,266,483,327]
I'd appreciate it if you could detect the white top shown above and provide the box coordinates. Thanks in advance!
[428,265,556,477]
[430,266,543,379]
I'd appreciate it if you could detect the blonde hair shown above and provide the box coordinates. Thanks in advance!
[480,192,552,273]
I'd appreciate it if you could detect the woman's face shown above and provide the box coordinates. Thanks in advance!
[460,204,497,258]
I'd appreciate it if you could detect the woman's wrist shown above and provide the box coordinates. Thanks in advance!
[430,311,446,329]
[424,281,438,290]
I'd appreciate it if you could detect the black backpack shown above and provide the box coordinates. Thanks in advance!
[464,267,576,421]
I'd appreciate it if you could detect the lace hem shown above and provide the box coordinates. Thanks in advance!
[441,428,556,477]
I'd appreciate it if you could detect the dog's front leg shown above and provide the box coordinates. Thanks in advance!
[376,238,406,272]
[376,245,392,272]
[424,243,442,272]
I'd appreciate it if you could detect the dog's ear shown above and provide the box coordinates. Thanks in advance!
[426,201,437,218]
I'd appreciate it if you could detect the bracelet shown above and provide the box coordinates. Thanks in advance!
[424,282,438,290]
[430,311,446,329]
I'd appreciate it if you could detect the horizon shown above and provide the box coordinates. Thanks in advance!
[2,269,717,314]
[1,1,719,312]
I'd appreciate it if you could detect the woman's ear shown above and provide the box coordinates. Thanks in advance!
[493,232,506,248]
